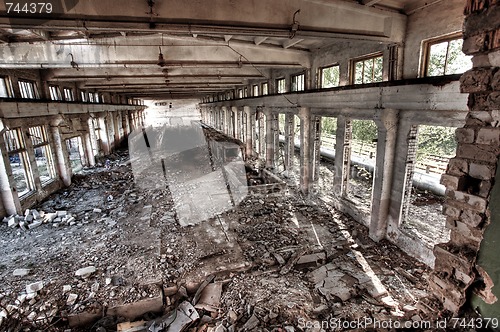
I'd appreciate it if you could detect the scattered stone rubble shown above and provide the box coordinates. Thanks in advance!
[0,149,480,331]
[3,209,76,230]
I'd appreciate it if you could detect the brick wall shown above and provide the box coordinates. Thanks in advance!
[430,0,500,314]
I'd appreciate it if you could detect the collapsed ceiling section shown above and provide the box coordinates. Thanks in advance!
[0,0,423,99]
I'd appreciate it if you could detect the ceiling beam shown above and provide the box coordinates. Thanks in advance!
[283,38,304,49]
[0,0,406,43]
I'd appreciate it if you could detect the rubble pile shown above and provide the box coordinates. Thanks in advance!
[2,208,79,229]
[0,148,468,331]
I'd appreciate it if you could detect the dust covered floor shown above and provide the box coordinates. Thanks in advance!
[0,149,456,331]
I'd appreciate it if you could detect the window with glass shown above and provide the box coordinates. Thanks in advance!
[4,128,34,196]
[424,36,472,77]
[49,86,62,101]
[238,89,243,99]
[28,126,56,185]
[63,88,74,101]
[277,78,286,94]
[291,73,305,92]
[18,80,38,99]
[320,65,340,88]
[0,77,13,98]
[253,85,259,97]
[353,54,383,84]
[262,82,268,95]
[244,87,248,98]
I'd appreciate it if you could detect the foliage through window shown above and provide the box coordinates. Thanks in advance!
[426,37,472,76]
[353,55,383,84]
[320,65,340,88]
[4,128,34,196]
[29,126,56,185]
[277,78,286,94]
[18,80,38,99]
[291,73,305,92]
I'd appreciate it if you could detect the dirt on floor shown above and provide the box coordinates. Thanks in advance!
[0,149,470,332]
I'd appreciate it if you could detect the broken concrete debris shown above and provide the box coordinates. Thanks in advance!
[0,149,479,331]
[3,208,77,230]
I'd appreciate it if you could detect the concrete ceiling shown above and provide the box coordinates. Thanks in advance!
[0,0,439,99]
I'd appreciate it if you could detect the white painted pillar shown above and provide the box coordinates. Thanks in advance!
[284,113,295,174]
[370,109,399,241]
[299,107,314,195]
[244,106,255,159]
[50,121,72,186]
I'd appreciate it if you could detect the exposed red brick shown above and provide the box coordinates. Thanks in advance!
[460,68,493,93]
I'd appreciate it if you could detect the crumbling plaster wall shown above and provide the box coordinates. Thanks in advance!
[430,0,500,317]
[403,0,465,79]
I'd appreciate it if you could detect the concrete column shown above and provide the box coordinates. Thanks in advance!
[369,109,399,241]
[312,116,322,182]
[98,117,111,155]
[265,109,278,169]
[244,106,255,159]
[333,115,352,197]
[0,123,21,214]
[84,132,95,167]
[299,107,314,195]
[284,113,295,174]
[124,110,131,135]
[232,107,240,140]
[257,109,266,159]
[113,113,121,146]
[50,122,71,186]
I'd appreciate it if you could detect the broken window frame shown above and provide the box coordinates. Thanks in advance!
[291,72,305,92]
[319,64,340,88]
[18,80,39,99]
[422,33,472,77]
[0,76,13,98]
[244,87,248,98]
[63,88,74,101]
[28,125,57,186]
[4,128,35,197]
[66,136,84,174]
[80,91,88,102]
[49,85,62,101]
[351,53,384,85]
[276,78,286,94]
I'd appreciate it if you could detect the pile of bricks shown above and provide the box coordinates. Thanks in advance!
[430,0,500,313]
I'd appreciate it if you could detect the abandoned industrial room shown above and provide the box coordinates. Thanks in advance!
[0,0,499,330]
